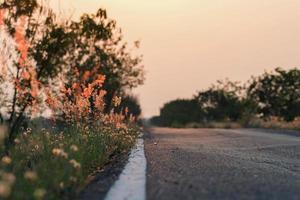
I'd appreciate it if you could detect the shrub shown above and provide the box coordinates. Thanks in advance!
[159,99,202,127]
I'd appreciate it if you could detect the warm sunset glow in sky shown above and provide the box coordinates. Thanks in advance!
[51,0,300,117]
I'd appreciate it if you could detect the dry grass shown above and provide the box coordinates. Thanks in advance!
[247,117,300,131]
[184,117,300,131]
[185,122,242,129]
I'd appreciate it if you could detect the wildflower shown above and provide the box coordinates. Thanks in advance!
[83,84,94,98]
[59,182,64,189]
[112,96,122,107]
[1,156,12,165]
[70,145,79,152]
[99,89,107,97]
[82,71,91,81]
[0,181,11,198]
[2,173,15,185]
[14,138,21,144]
[14,16,29,67]
[33,188,46,200]
[69,159,81,170]
[116,122,122,129]
[0,9,5,27]
[69,176,77,182]
[21,70,30,80]
[66,88,72,95]
[129,114,136,122]
[72,82,79,89]
[24,171,37,181]
[94,94,105,110]
[94,75,106,86]
[52,148,68,159]
[61,152,68,159]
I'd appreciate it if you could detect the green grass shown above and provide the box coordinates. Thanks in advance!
[0,122,140,200]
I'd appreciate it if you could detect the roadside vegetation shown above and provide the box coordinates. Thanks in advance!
[151,68,300,130]
[0,0,144,199]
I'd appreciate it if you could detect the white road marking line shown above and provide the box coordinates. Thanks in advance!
[105,137,146,200]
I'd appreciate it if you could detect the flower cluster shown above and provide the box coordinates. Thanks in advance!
[52,148,68,159]
[45,73,107,124]
[69,159,81,170]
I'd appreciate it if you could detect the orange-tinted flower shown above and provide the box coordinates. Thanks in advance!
[21,70,30,80]
[83,84,94,98]
[14,16,28,67]
[45,91,57,109]
[0,9,5,27]
[94,94,105,110]
[30,79,39,98]
[99,89,107,97]
[82,71,91,82]
[94,75,106,86]
[72,83,79,89]
[66,88,72,95]
[60,86,67,94]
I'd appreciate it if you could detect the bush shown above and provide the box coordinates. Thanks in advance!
[159,99,202,127]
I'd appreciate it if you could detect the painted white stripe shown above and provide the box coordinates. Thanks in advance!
[104,137,147,200]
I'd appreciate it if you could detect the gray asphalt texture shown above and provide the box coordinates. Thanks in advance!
[145,128,300,200]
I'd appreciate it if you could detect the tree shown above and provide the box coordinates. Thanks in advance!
[159,99,202,127]
[195,80,247,122]
[248,68,300,121]
[150,116,162,126]
[62,9,145,112]
[0,0,61,148]
[0,1,145,149]
[1,0,62,84]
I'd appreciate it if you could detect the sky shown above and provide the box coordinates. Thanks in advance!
[51,0,300,117]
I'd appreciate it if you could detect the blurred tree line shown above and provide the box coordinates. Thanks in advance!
[0,0,143,139]
[151,68,300,127]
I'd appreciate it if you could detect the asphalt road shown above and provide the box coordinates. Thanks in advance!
[145,128,300,200]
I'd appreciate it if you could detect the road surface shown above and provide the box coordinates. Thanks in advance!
[145,128,300,200]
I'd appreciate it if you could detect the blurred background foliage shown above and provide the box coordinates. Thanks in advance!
[151,68,300,128]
